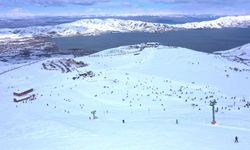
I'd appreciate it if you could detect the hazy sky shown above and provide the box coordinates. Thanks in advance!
[0,0,250,17]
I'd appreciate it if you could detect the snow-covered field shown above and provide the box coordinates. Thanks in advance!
[0,43,250,150]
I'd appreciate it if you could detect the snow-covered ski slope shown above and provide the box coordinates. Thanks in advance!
[0,43,250,150]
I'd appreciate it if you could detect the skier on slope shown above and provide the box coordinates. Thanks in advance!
[234,136,239,143]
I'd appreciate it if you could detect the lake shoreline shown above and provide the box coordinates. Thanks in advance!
[1,28,250,63]
[52,28,250,53]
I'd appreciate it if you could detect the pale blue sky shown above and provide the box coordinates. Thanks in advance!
[0,0,250,18]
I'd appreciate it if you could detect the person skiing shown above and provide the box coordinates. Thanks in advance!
[234,136,239,143]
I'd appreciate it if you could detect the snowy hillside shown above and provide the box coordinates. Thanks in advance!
[0,16,250,40]
[0,19,173,39]
[173,15,250,29]
[0,43,250,150]
[215,43,250,66]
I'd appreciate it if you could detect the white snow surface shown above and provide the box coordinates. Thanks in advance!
[1,15,250,40]
[216,43,250,59]
[0,43,250,150]
[0,19,172,39]
[173,15,250,29]
[215,43,250,66]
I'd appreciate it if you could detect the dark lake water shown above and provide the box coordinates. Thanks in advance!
[51,28,250,53]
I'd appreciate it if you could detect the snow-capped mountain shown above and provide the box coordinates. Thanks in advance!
[173,15,250,29]
[1,16,250,40]
[215,43,250,66]
[0,19,173,39]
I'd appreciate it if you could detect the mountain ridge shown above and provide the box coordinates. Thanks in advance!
[0,15,250,40]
